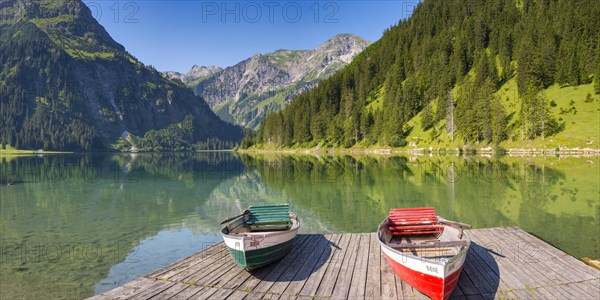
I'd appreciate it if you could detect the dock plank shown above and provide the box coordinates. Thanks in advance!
[500,228,597,298]
[279,234,341,300]
[195,251,266,299]
[347,233,371,299]
[380,241,399,299]
[465,242,512,293]
[459,248,496,295]
[253,235,322,298]
[455,265,481,297]
[365,232,381,300]
[294,234,345,300]
[172,262,239,299]
[471,228,583,299]
[468,229,547,292]
[491,227,569,284]
[226,263,278,299]
[147,243,226,279]
[161,246,231,282]
[463,240,501,290]
[89,277,164,300]
[127,280,176,300]
[505,227,600,297]
[465,229,569,299]
[147,283,192,299]
[509,227,599,278]
[88,228,600,300]
[245,234,315,299]
[330,234,361,299]
[312,233,353,298]
[265,234,332,299]
[225,234,314,299]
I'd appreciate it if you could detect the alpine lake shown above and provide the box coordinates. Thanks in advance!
[0,152,598,299]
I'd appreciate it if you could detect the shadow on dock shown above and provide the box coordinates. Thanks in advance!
[248,234,336,282]
[459,242,501,298]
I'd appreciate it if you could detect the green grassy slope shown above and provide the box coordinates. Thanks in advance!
[403,79,599,150]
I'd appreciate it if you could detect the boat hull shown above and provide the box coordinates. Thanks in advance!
[381,246,466,300]
[226,238,295,270]
[378,217,470,300]
[221,217,299,270]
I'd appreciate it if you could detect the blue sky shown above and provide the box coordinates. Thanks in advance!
[83,1,417,72]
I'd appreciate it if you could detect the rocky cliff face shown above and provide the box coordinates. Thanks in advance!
[168,34,370,128]
[163,65,222,83]
[0,0,241,151]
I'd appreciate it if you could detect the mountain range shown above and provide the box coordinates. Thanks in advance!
[164,34,370,128]
[0,0,242,151]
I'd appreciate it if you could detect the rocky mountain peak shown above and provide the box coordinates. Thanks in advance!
[188,65,222,79]
[312,33,371,64]
[1,0,124,51]
[163,65,223,83]
[171,34,371,128]
[318,33,369,49]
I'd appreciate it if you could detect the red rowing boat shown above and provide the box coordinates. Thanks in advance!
[377,207,471,300]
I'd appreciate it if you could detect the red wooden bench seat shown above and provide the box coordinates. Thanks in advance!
[388,207,443,236]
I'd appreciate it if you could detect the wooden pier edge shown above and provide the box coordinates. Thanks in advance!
[89,227,600,300]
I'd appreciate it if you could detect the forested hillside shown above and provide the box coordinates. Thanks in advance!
[0,0,242,152]
[244,0,600,150]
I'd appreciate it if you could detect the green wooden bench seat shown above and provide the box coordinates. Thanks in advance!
[245,204,291,230]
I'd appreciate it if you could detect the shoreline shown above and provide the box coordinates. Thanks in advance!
[238,146,600,156]
[0,150,73,156]
[2,147,599,156]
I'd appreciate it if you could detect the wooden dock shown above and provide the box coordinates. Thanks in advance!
[90,227,600,299]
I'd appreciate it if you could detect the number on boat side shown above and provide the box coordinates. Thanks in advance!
[426,265,438,273]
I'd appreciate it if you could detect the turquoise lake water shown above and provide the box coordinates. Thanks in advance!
[0,153,598,298]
